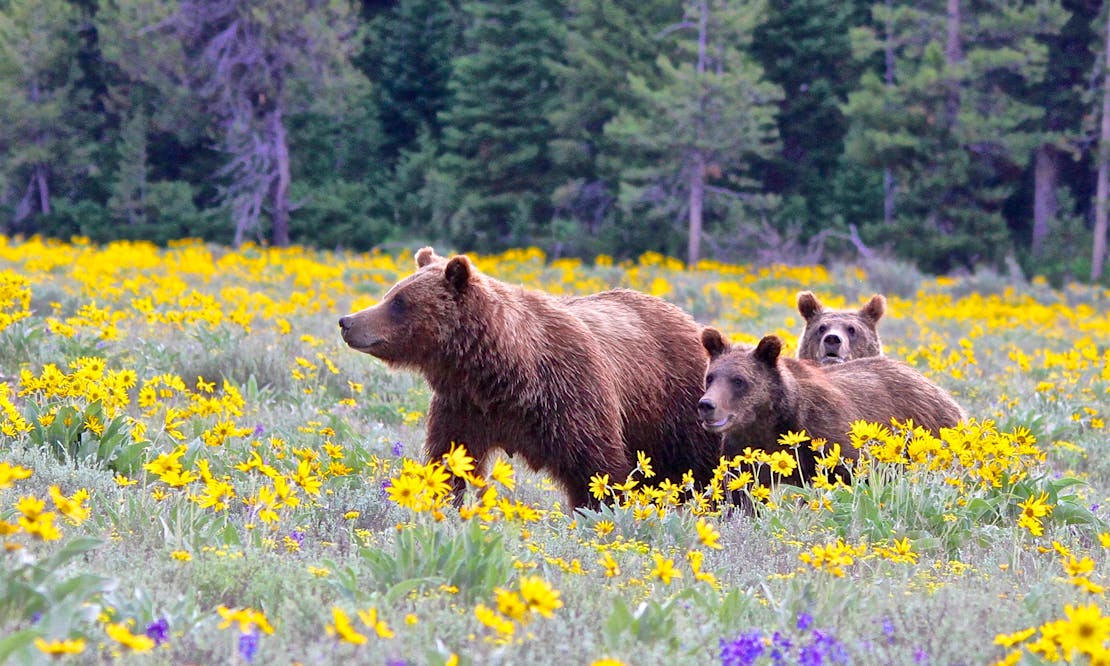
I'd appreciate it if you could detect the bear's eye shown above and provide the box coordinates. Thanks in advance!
[730,377,747,392]
[705,373,715,386]
[817,324,828,335]
[389,295,406,317]
[847,325,856,337]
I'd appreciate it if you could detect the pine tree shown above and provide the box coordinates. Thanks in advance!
[98,0,365,247]
[547,0,682,250]
[437,0,565,249]
[1017,0,1095,280]
[108,109,149,226]
[749,0,871,234]
[369,0,460,164]
[843,0,1067,272]
[604,0,782,265]
[0,0,92,229]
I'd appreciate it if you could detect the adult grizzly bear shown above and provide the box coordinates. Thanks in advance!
[796,291,886,364]
[697,329,965,486]
[339,248,721,509]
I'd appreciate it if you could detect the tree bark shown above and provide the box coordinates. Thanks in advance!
[687,0,709,267]
[883,170,895,226]
[1094,8,1110,281]
[882,0,896,224]
[945,0,963,126]
[689,150,704,266]
[34,164,50,217]
[268,105,292,247]
[1032,145,1058,257]
[14,174,34,224]
[28,81,51,219]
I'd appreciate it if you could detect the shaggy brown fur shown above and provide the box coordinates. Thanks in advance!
[339,247,721,509]
[796,291,885,364]
[698,329,965,486]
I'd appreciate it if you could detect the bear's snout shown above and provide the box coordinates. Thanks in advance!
[337,309,390,357]
[697,396,732,432]
[822,333,842,350]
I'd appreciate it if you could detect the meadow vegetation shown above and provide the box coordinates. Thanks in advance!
[0,237,1108,665]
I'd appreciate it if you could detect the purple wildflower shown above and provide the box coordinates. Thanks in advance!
[238,629,259,663]
[797,612,814,632]
[813,629,849,664]
[799,643,824,666]
[721,630,765,666]
[145,617,169,645]
[770,631,793,665]
[288,530,305,547]
[253,424,265,436]
[392,441,404,456]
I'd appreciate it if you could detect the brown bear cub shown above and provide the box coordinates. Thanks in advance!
[796,291,886,364]
[339,248,722,509]
[698,329,965,487]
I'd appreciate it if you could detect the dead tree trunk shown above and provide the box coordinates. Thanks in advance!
[882,0,896,225]
[1032,145,1058,257]
[687,0,709,267]
[688,150,705,267]
[1094,8,1110,281]
[944,0,962,127]
[268,104,292,247]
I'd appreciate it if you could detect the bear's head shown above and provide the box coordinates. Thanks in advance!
[338,247,477,368]
[796,291,884,365]
[697,329,782,435]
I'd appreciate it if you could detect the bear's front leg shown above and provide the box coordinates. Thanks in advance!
[549,411,631,512]
[425,395,488,507]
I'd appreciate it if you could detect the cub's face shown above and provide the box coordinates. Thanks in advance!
[796,292,884,364]
[338,248,472,367]
[697,330,781,435]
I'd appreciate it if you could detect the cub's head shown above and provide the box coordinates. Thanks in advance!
[338,247,477,367]
[697,329,783,435]
[796,291,885,365]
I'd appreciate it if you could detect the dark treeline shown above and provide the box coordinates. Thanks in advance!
[2,0,1109,283]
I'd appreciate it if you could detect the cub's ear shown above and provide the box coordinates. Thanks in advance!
[860,294,886,325]
[415,247,440,268]
[797,291,823,321]
[444,255,473,293]
[753,335,783,366]
[701,327,730,360]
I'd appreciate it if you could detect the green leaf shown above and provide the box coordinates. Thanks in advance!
[0,629,38,663]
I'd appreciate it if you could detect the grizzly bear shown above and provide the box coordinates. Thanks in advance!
[338,248,722,509]
[698,329,965,487]
[796,291,885,364]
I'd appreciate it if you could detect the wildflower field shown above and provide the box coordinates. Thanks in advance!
[1,236,1109,665]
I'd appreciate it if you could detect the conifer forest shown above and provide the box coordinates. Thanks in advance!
[3,0,1110,283]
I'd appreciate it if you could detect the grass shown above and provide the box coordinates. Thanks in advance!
[0,236,1108,665]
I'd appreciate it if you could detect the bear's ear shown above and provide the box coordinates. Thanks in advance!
[860,294,886,325]
[701,327,730,360]
[797,291,823,321]
[444,255,473,293]
[753,335,783,366]
[415,247,439,268]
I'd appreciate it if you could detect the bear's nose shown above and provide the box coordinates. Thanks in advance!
[822,333,841,349]
[697,398,716,414]
[338,316,352,331]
